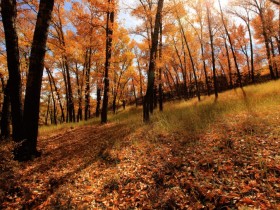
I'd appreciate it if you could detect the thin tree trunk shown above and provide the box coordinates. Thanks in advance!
[159,18,163,111]
[206,4,218,98]
[179,23,200,101]
[247,17,255,83]
[218,0,242,88]
[143,0,164,122]
[260,10,275,79]
[101,0,115,123]
[224,39,233,88]
[46,68,65,122]
[45,94,51,125]
[85,48,91,120]
[270,39,279,78]
[64,59,75,122]
[75,63,83,122]
[47,69,57,125]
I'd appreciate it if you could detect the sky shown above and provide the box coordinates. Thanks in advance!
[118,0,143,41]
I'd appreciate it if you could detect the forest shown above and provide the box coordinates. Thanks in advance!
[0,0,280,209]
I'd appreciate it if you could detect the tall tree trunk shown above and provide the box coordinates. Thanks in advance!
[46,68,65,122]
[96,87,101,118]
[64,59,75,122]
[1,80,11,139]
[1,0,23,141]
[75,63,83,122]
[224,39,233,88]
[61,65,69,122]
[47,69,57,125]
[45,94,51,125]
[260,10,275,79]
[218,0,242,88]
[143,0,164,122]
[158,18,163,111]
[201,42,210,96]
[101,0,115,123]
[136,55,144,100]
[85,48,92,120]
[132,79,138,107]
[16,0,54,161]
[173,38,188,98]
[206,3,218,98]
[246,17,255,84]
[179,25,200,101]
[270,39,279,78]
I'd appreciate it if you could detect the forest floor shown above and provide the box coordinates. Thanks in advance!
[1,81,280,209]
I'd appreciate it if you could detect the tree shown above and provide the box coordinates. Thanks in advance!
[101,0,115,123]
[172,0,200,101]
[247,0,276,79]
[229,1,255,83]
[15,0,55,161]
[1,0,23,141]
[218,0,243,87]
[143,0,164,122]
[206,0,218,98]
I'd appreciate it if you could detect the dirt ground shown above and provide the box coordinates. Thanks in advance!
[0,119,280,209]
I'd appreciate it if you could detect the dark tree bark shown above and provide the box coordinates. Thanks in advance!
[1,0,23,141]
[64,59,75,122]
[96,87,101,118]
[158,18,163,111]
[85,48,92,120]
[74,62,83,122]
[15,0,54,161]
[1,80,11,139]
[143,0,164,122]
[101,0,115,123]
